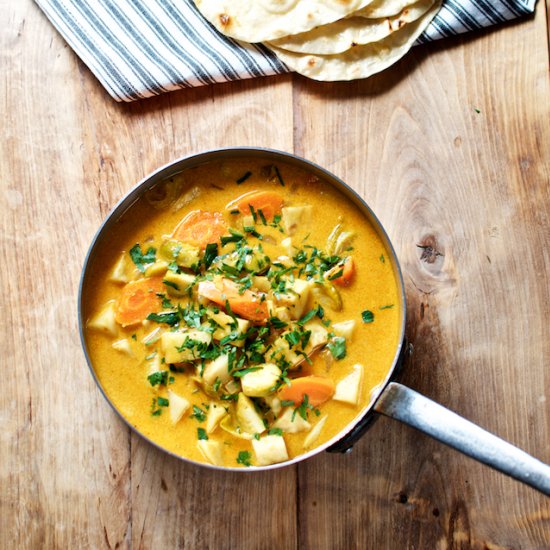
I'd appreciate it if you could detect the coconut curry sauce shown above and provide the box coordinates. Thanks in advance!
[83,158,401,468]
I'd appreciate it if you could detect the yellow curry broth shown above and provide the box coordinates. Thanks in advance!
[84,158,401,467]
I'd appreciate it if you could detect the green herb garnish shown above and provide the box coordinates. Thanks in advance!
[237,451,252,467]
[236,171,252,184]
[203,243,218,270]
[327,336,346,360]
[191,405,207,422]
[129,244,156,273]
[147,371,168,386]
[146,311,180,326]
[362,310,374,323]
[197,428,209,440]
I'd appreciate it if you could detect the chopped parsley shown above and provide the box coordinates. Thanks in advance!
[197,428,208,440]
[147,371,168,386]
[157,397,169,407]
[203,243,218,269]
[129,243,156,273]
[191,405,207,422]
[237,450,252,467]
[362,310,374,323]
[379,304,394,310]
[236,171,252,184]
[327,336,346,360]
[146,311,180,326]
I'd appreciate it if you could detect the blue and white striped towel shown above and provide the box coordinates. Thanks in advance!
[35,0,537,102]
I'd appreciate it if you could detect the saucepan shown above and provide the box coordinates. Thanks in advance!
[78,147,550,495]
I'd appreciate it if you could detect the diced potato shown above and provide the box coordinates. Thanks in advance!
[197,440,224,466]
[274,278,312,319]
[168,389,190,424]
[331,320,356,341]
[303,321,328,353]
[145,260,169,277]
[146,353,164,376]
[270,321,326,370]
[203,354,231,385]
[87,300,117,336]
[159,239,200,268]
[282,205,313,235]
[303,415,328,449]
[206,310,249,347]
[311,282,342,312]
[272,407,311,434]
[274,306,291,324]
[236,393,266,435]
[281,237,293,256]
[252,276,271,293]
[240,363,281,397]
[333,364,363,405]
[263,395,282,417]
[220,415,254,440]
[109,253,129,283]
[252,434,289,466]
[111,338,134,357]
[206,402,228,434]
[160,329,212,364]
[162,270,195,297]
[269,335,302,369]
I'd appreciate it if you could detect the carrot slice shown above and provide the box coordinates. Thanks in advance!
[332,257,355,287]
[115,277,164,327]
[278,376,336,407]
[173,210,227,249]
[198,278,269,323]
[227,190,284,221]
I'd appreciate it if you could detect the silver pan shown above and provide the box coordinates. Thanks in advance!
[78,147,550,495]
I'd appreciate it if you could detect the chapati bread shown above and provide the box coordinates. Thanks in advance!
[354,0,417,18]
[268,0,434,55]
[267,1,440,81]
[193,0,377,42]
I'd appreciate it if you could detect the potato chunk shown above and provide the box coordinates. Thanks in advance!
[333,364,363,405]
[197,440,224,466]
[160,329,212,364]
[331,320,356,341]
[109,253,129,284]
[303,416,328,449]
[240,363,281,397]
[206,309,249,347]
[206,402,228,434]
[252,435,289,466]
[236,393,266,435]
[111,338,134,357]
[281,205,312,235]
[202,354,232,385]
[274,278,312,319]
[168,389,191,424]
[162,270,195,297]
[87,300,117,336]
[272,407,311,434]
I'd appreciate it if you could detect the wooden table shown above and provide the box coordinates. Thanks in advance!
[2,1,549,548]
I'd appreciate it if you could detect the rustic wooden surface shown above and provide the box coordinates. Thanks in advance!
[2,0,549,548]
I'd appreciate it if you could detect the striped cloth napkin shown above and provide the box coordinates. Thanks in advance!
[35,0,537,102]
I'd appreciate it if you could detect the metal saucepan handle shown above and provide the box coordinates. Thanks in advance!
[374,382,550,496]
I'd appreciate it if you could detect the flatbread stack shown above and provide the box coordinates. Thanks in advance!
[193,0,442,81]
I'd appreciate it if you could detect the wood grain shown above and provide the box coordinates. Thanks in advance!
[1,0,548,548]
